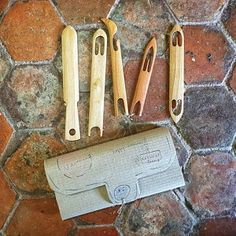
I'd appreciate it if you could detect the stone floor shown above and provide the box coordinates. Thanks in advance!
[0,0,235,235]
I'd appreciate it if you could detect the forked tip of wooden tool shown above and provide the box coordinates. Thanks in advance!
[101,18,117,33]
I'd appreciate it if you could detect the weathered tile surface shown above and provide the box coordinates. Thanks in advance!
[121,191,193,236]
[0,65,63,128]
[166,0,226,22]
[76,206,119,225]
[229,64,236,93]
[4,132,66,193]
[0,112,13,156]
[0,1,63,61]
[6,198,74,236]
[125,58,169,122]
[77,227,119,236]
[56,0,114,25]
[0,44,11,85]
[0,170,16,229]
[223,0,236,41]
[197,218,236,236]
[183,26,233,84]
[178,87,236,149]
[185,152,236,217]
[111,0,173,57]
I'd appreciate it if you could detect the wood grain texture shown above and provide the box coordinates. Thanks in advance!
[62,25,80,141]
[169,25,184,123]
[88,29,107,137]
[101,18,129,116]
[130,37,157,116]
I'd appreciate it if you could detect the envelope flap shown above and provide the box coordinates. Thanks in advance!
[44,128,176,204]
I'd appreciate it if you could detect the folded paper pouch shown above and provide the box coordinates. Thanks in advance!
[44,128,185,220]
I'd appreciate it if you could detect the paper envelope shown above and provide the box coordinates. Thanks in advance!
[44,128,185,220]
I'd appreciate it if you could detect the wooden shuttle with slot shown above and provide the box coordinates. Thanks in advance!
[130,37,157,116]
[88,29,107,137]
[169,25,184,123]
[101,18,129,116]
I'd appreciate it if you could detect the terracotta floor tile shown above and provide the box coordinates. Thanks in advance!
[0,112,13,155]
[198,218,236,236]
[177,87,236,149]
[4,132,66,193]
[111,0,173,56]
[56,0,114,25]
[121,192,193,236]
[0,65,63,129]
[77,227,119,236]
[185,152,236,217]
[0,170,16,229]
[125,59,169,122]
[183,26,233,84]
[0,1,64,61]
[166,0,226,22]
[6,198,74,236]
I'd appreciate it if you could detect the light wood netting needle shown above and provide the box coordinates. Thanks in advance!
[62,26,80,141]
[169,25,184,123]
[88,29,107,137]
[101,18,129,116]
[130,37,157,116]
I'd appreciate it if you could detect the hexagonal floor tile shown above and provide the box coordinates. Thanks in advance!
[55,0,115,25]
[120,191,193,235]
[223,0,236,41]
[4,132,66,194]
[165,0,226,22]
[0,65,63,129]
[0,170,16,229]
[0,111,13,156]
[6,198,74,236]
[185,152,236,217]
[125,58,169,122]
[177,86,236,149]
[183,26,234,84]
[0,1,64,61]
[111,0,174,56]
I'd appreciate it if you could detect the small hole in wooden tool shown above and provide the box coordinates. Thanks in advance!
[113,38,118,51]
[89,127,102,137]
[172,99,182,116]
[69,129,76,136]
[95,36,105,55]
[172,31,182,47]
[132,101,141,116]
[143,47,154,72]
